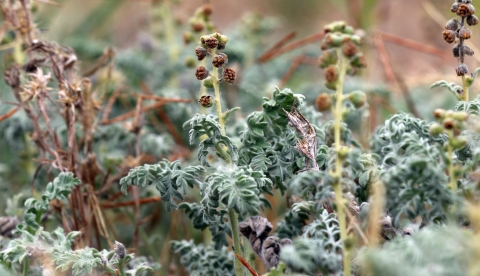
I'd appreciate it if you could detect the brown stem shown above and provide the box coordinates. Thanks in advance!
[100,196,161,208]
[258,32,325,63]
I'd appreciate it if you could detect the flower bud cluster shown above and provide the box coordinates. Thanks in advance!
[319,21,366,90]
[183,4,215,44]
[194,33,236,108]
[443,0,477,76]
[430,108,468,149]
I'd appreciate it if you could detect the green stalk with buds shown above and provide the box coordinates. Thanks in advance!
[317,21,367,276]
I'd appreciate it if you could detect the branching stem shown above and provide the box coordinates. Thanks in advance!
[333,49,351,276]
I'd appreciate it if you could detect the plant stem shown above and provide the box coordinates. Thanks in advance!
[228,208,243,276]
[118,259,126,276]
[23,258,29,276]
[462,75,469,101]
[447,130,457,212]
[210,48,242,275]
[333,49,350,276]
[211,49,226,135]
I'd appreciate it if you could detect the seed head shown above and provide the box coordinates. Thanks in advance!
[429,123,444,136]
[195,66,209,80]
[223,67,236,83]
[316,93,331,111]
[456,63,469,76]
[456,3,475,17]
[442,30,456,43]
[467,15,479,26]
[324,65,339,83]
[434,108,446,119]
[445,19,459,31]
[198,95,214,108]
[212,53,227,68]
[342,41,359,57]
[452,2,460,13]
[350,53,367,68]
[205,36,218,49]
[195,46,207,61]
[458,27,472,39]
[349,90,367,108]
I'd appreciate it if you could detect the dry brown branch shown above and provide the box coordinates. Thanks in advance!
[375,31,449,58]
[258,32,325,63]
[257,31,297,61]
[0,106,20,122]
[100,196,161,208]
[100,98,190,125]
[280,53,306,88]
[235,254,259,276]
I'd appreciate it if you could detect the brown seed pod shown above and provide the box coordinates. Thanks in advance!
[442,30,456,43]
[325,65,339,83]
[261,236,292,269]
[198,95,214,108]
[463,45,474,56]
[456,3,475,17]
[456,63,469,76]
[458,27,472,39]
[316,93,331,111]
[195,46,207,61]
[318,50,338,69]
[434,108,446,119]
[205,36,218,49]
[451,2,459,13]
[467,15,479,26]
[223,67,236,83]
[192,22,204,32]
[195,66,209,80]
[444,118,455,130]
[342,41,359,58]
[452,44,460,57]
[202,4,213,16]
[212,53,227,68]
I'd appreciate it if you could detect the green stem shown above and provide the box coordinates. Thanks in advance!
[214,143,232,164]
[118,259,126,276]
[210,48,242,275]
[447,130,457,216]
[22,258,29,276]
[333,49,351,276]
[228,208,243,276]
[462,75,469,102]
[211,49,226,135]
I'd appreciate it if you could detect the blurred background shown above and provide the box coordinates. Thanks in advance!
[1,0,479,274]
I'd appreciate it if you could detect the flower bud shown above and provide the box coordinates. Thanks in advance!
[350,53,367,68]
[324,65,339,83]
[198,95,214,108]
[434,108,446,119]
[212,53,227,68]
[316,93,331,111]
[452,44,460,57]
[190,19,204,32]
[223,67,236,83]
[451,3,459,13]
[185,56,196,68]
[429,123,444,136]
[443,118,455,130]
[318,50,338,69]
[349,90,367,108]
[203,76,214,88]
[445,18,459,31]
[456,63,468,76]
[462,45,474,56]
[342,41,359,58]
[325,80,338,90]
[343,26,355,35]
[195,66,209,80]
[202,4,213,17]
[195,46,207,61]
[442,30,456,43]
[467,15,479,26]
[183,32,195,44]
[324,33,345,48]
[114,241,126,259]
[205,36,218,49]
[458,27,472,39]
[337,146,350,160]
[351,35,363,46]
[200,35,210,46]
[324,21,347,33]
[453,111,469,121]
[457,4,475,17]
[450,137,467,149]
